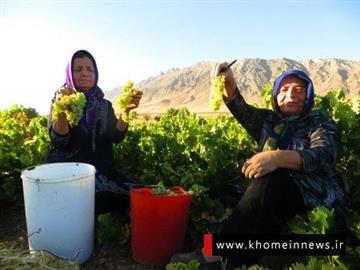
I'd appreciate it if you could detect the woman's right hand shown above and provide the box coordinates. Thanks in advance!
[211,62,238,101]
[55,85,75,101]
[52,85,75,135]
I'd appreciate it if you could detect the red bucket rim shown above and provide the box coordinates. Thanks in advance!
[130,186,192,197]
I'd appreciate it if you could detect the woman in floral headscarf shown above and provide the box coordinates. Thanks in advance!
[218,67,348,219]
[172,65,349,268]
[46,49,142,215]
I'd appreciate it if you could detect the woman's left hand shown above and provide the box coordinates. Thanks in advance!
[127,91,143,111]
[242,151,278,179]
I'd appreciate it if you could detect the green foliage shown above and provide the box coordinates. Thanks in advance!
[0,105,49,202]
[288,206,335,234]
[346,210,360,241]
[115,108,255,188]
[96,213,130,245]
[260,81,273,109]
[287,207,338,268]
[166,260,200,270]
[289,257,346,270]
[315,90,360,209]
[288,206,359,269]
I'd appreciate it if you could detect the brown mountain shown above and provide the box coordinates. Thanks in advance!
[105,58,360,114]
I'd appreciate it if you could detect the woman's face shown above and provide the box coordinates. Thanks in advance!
[72,56,96,91]
[276,76,307,116]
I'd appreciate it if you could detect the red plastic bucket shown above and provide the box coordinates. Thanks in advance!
[130,186,193,266]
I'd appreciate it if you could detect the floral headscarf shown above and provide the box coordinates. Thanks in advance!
[263,69,315,151]
[272,69,314,117]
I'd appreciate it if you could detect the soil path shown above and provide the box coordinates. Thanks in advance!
[0,201,160,270]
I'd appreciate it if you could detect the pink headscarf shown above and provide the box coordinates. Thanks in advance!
[63,50,104,132]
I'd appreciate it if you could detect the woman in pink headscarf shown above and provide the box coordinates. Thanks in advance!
[46,49,142,215]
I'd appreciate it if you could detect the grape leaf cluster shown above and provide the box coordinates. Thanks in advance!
[115,80,138,122]
[209,75,225,111]
[52,92,86,126]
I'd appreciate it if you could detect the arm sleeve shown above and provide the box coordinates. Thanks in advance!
[107,102,128,143]
[296,116,339,174]
[225,88,270,142]
[49,126,71,150]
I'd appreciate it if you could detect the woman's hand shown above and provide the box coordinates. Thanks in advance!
[211,62,237,101]
[55,85,75,101]
[126,90,143,112]
[117,91,143,132]
[242,150,302,179]
[242,151,279,179]
[52,85,75,135]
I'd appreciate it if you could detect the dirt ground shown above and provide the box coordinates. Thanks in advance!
[0,201,162,270]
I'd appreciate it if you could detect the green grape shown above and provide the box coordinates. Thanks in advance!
[152,186,176,196]
[152,186,171,195]
[351,97,360,114]
[52,92,86,126]
[263,137,277,151]
[273,123,285,134]
[115,80,139,122]
[209,75,225,111]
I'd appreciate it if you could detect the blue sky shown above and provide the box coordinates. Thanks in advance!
[1,0,359,114]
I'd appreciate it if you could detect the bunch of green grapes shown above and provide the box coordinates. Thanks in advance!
[115,80,138,121]
[209,75,225,111]
[152,186,176,196]
[352,97,360,114]
[52,92,86,126]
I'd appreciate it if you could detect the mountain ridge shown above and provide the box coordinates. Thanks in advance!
[105,58,360,113]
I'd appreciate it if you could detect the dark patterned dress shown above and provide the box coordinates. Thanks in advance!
[226,89,349,214]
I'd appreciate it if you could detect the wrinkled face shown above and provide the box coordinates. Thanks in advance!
[276,76,307,116]
[72,56,96,91]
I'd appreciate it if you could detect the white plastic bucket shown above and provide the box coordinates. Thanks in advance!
[21,162,96,264]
